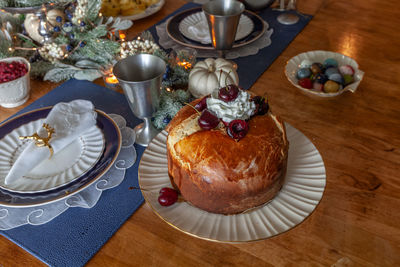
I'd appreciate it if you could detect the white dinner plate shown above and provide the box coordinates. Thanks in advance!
[179,12,254,44]
[139,124,326,242]
[0,119,104,194]
[0,107,121,207]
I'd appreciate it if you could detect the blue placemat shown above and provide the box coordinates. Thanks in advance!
[0,79,145,266]
[148,2,312,90]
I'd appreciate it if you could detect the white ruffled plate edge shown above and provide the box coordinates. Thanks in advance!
[118,0,165,21]
[139,123,326,242]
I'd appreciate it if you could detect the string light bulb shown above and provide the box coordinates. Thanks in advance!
[118,31,126,41]
[177,60,192,70]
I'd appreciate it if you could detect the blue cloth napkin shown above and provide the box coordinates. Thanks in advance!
[1,80,145,266]
[148,3,312,90]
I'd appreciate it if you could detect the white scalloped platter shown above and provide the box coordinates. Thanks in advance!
[119,0,165,21]
[138,124,326,242]
[179,12,254,44]
[285,50,364,98]
[0,119,104,193]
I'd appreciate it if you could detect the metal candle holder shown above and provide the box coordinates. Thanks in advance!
[1,4,55,43]
[35,5,52,43]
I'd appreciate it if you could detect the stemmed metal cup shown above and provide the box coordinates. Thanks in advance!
[113,54,166,147]
[202,0,245,58]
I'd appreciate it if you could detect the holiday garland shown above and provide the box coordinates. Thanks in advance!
[0,0,193,85]
[0,0,194,129]
[0,0,150,81]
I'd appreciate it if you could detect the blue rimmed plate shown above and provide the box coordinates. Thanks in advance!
[0,107,121,207]
[167,8,266,50]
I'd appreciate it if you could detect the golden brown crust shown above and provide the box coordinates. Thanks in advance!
[166,98,289,215]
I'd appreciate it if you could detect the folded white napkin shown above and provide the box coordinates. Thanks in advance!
[188,18,212,44]
[5,100,97,185]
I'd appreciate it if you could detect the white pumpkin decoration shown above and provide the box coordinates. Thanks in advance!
[24,9,66,43]
[188,58,239,98]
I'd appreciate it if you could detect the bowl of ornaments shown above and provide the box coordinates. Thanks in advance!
[0,57,31,108]
[285,50,364,98]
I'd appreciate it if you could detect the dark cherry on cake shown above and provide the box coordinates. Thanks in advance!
[187,85,275,145]
[252,96,269,116]
[194,96,208,111]
[218,84,239,102]
[227,120,248,140]
[195,84,271,141]
[198,109,219,130]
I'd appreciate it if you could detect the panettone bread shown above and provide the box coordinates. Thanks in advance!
[166,96,289,215]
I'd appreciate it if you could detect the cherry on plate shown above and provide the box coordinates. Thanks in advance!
[158,187,178,206]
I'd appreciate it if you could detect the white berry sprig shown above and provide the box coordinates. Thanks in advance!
[72,0,88,25]
[38,43,66,62]
[119,38,160,59]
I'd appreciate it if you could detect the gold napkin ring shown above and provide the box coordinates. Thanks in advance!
[19,123,55,158]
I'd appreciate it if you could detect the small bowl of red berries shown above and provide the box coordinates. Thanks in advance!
[0,57,31,108]
[285,50,364,98]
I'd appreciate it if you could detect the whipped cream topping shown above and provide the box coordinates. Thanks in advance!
[206,89,256,123]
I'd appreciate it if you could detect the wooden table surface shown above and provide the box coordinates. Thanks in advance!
[1,0,400,266]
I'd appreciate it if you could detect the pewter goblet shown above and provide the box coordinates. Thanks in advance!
[202,0,245,58]
[113,54,166,147]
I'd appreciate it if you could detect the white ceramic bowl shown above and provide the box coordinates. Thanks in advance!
[285,50,364,98]
[0,57,31,108]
